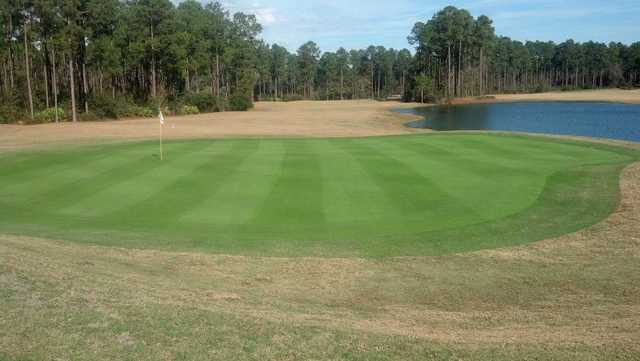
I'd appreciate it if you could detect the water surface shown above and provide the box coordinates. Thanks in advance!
[399,102,640,142]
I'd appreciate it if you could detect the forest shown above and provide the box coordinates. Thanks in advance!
[1,1,639,123]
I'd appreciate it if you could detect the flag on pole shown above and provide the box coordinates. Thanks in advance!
[159,109,164,161]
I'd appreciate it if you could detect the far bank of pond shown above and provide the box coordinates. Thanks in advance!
[398,101,640,143]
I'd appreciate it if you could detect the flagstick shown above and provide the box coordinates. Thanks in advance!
[158,109,166,160]
[159,117,164,161]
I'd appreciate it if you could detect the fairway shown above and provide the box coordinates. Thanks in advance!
[0,134,636,257]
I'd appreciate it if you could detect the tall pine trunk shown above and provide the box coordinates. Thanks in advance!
[479,47,484,95]
[457,39,462,97]
[216,54,220,97]
[370,63,374,99]
[43,57,49,108]
[69,56,77,122]
[195,68,199,92]
[150,24,156,98]
[67,21,78,124]
[23,18,34,120]
[340,67,344,100]
[2,58,8,93]
[51,45,59,122]
[43,40,49,107]
[82,57,89,113]
[7,15,15,90]
[447,43,451,98]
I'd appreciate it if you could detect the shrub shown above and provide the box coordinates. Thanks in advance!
[181,105,200,115]
[32,107,66,123]
[534,84,547,93]
[90,96,155,119]
[145,96,164,111]
[130,105,154,118]
[475,95,496,100]
[228,93,253,111]
[79,112,99,122]
[0,103,24,124]
[282,94,304,102]
[182,92,225,112]
[91,96,126,119]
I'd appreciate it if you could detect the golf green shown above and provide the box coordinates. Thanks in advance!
[0,134,637,257]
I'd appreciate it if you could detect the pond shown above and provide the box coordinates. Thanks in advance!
[398,101,640,143]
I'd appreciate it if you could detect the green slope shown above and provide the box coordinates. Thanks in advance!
[0,133,637,257]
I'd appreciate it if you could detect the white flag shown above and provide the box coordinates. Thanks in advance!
[159,110,165,125]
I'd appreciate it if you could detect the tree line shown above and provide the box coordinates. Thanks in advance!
[408,6,640,101]
[1,2,639,123]
[1,0,263,122]
[256,42,413,101]
[0,0,416,122]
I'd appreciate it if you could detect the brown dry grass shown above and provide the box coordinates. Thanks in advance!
[452,88,640,105]
[0,100,423,152]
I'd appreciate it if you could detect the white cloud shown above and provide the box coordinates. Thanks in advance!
[254,7,278,25]
[205,0,640,51]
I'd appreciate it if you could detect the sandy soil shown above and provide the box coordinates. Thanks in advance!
[452,88,640,105]
[0,100,422,151]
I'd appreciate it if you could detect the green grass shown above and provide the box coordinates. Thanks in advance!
[0,133,637,257]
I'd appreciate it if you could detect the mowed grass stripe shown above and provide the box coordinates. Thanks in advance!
[435,134,622,165]
[0,143,137,181]
[250,139,326,239]
[420,134,548,164]
[100,140,259,229]
[0,143,149,201]
[59,141,233,218]
[336,139,479,220]
[375,137,545,220]
[12,141,211,219]
[180,140,285,229]
[399,135,544,175]
[318,139,388,226]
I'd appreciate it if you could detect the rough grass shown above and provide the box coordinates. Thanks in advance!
[0,133,637,257]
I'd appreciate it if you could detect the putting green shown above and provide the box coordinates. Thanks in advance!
[0,134,637,257]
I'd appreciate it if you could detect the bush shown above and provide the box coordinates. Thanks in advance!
[79,112,99,122]
[181,105,200,115]
[228,93,253,111]
[282,94,304,102]
[0,103,24,124]
[91,96,126,119]
[90,96,155,119]
[182,92,225,113]
[534,84,547,93]
[32,107,66,123]
[130,105,154,118]
[475,95,496,100]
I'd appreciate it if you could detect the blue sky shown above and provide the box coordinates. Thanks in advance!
[218,0,640,52]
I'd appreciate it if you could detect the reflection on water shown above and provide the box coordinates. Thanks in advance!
[398,102,640,142]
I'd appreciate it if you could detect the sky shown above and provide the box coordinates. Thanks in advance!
[217,0,640,52]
